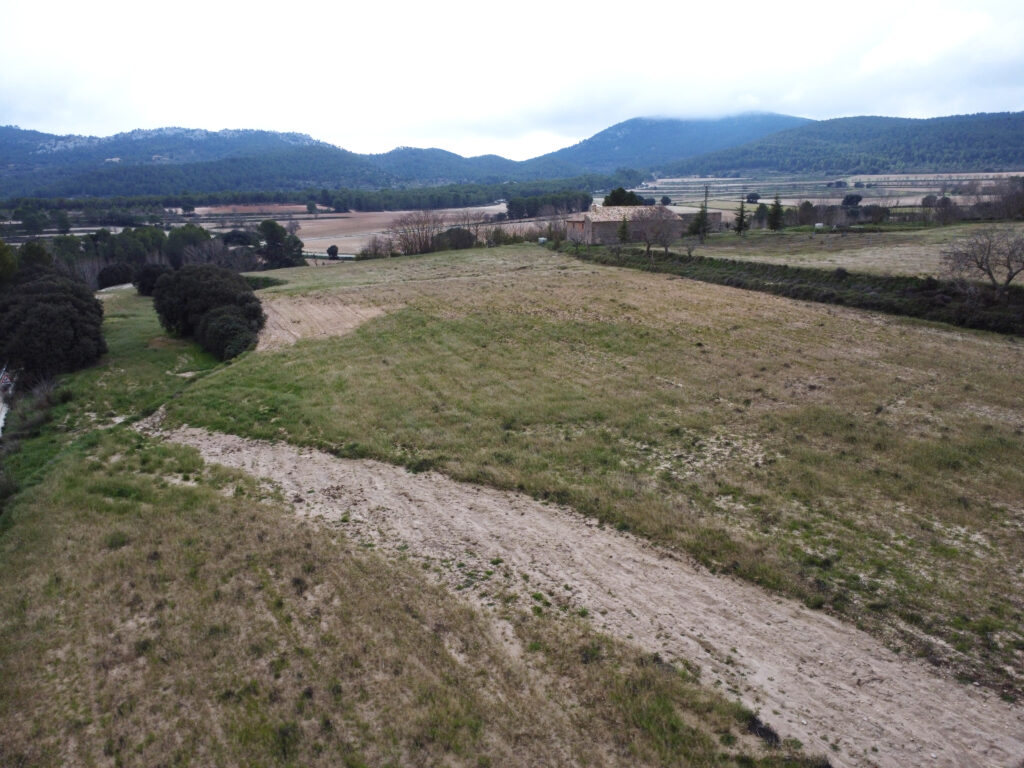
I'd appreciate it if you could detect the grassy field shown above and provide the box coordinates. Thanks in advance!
[155,245,1024,698]
[683,223,1024,277]
[0,290,825,765]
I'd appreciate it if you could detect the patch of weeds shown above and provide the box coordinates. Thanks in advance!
[273,722,301,761]
[746,714,780,746]
[104,530,129,550]
[133,637,153,657]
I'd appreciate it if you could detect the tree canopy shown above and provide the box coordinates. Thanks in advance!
[153,264,265,339]
[0,261,106,381]
[258,220,306,269]
[603,187,645,206]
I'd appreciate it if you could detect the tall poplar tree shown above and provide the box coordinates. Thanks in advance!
[735,198,748,237]
[767,194,785,231]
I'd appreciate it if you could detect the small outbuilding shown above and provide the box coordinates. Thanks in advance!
[565,205,720,246]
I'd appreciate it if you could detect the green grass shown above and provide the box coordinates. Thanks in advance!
[0,270,827,766]
[159,246,1024,696]
[1,291,218,503]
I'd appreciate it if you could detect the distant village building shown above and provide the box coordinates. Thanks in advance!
[565,205,721,246]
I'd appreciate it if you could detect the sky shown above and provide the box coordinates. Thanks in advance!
[2,0,1024,160]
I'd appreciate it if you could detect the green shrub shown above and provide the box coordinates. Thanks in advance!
[431,227,476,251]
[243,275,286,291]
[0,270,106,381]
[153,265,264,338]
[97,263,135,289]
[134,263,172,296]
[196,305,259,360]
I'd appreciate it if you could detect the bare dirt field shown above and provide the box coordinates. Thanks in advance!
[199,204,506,255]
[195,203,314,216]
[142,418,1024,768]
[258,293,387,349]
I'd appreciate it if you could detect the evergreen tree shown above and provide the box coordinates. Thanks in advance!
[735,198,748,237]
[688,203,710,243]
[767,194,785,232]
[617,216,630,245]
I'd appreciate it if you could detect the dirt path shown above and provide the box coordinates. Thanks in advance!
[141,420,1024,768]
[257,296,387,350]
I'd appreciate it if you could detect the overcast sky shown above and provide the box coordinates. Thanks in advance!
[2,0,1023,160]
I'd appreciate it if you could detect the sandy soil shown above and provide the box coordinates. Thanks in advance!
[258,294,388,350]
[137,416,1024,768]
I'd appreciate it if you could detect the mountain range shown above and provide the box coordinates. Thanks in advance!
[2,111,1023,199]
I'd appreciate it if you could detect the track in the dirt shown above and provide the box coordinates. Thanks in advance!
[146,422,1024,768]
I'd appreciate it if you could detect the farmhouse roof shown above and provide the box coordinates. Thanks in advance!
[570,205,674,223]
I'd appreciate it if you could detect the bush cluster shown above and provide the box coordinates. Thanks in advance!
[0,268,107,381]
[134,262,172,296]
[152,265,265,360]
[96,262,135,289]
[431,227,476,251]
[196,306,259,361]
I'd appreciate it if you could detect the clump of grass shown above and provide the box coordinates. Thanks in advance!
[104,530,129,549]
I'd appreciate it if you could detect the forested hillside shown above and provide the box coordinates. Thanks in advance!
[528,114,812,173]
[664,112,1024,175]
[5,111,1024,199]
[0,115,805,197]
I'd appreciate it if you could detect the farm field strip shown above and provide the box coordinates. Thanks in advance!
[2,289,830,767]
[160,244,1024,706]
[142,417,1024,768]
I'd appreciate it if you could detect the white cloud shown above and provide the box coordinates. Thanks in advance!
[1,0,1022,158]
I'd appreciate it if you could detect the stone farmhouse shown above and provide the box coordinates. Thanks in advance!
[565,205,722,246]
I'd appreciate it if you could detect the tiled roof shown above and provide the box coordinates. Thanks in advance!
[584,205,678,222]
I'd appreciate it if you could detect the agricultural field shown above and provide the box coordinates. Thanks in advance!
[2,235,1023,767]
[195,204,506,256]
[676,222,1024,277]
[645,172,1022,222]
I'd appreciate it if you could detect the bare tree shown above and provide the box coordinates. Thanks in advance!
[182,240,261,272]
[451,208,485,244]
[942,227,1024,302]
[359,235,395,259]
[387,210,447,255]
[632,205,681,259]
[285,216,301,236]
[568,227,585,252]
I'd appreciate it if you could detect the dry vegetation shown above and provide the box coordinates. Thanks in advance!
[3,230,1023,767]
[169,245,1024,699]
[693,223,1024,276]
[0,288,822,768]
[0,431,787,767]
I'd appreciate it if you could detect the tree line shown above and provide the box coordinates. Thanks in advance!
[1,172,639,234]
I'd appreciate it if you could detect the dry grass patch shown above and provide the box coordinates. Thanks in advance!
[171,246,1024,696]
[0,429,815,768]
[695,223,1024,276]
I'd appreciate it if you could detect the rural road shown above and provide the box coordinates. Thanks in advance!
[144,420,1024,768]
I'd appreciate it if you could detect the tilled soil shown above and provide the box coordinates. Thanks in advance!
[137,417,1024,768]
[257,295,386,349]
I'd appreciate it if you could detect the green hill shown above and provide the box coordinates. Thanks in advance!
[526,114,812,173]
[665,112,1024,175]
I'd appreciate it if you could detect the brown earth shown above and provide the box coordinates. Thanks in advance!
[198,205,506,255]
[258,294,388,350]
[137,415,1024,768]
